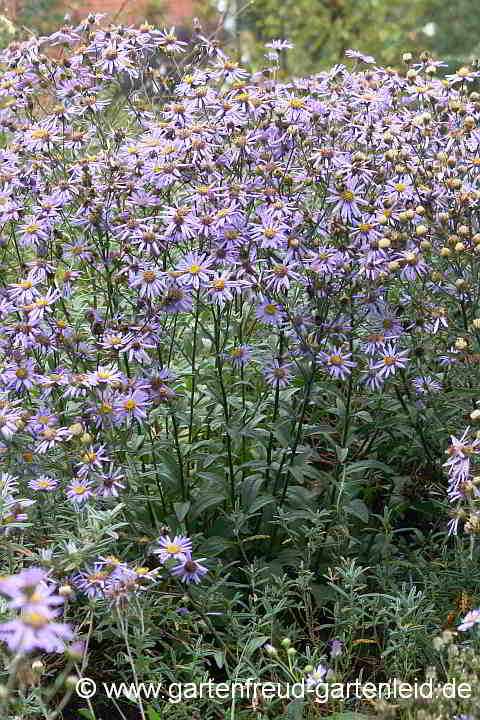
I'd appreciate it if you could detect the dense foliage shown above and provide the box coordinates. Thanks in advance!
[1,13,480,720]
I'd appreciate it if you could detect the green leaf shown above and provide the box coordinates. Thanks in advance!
[345,499,369,523]
[188,493,226,520]
[244,635,270,656]
[146,707,163,720]
[77,710,96,720]
[173,502,190,522]
[287,699,305,720]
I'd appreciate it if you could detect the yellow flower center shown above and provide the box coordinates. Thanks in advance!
[124,399,137,411]
[23,611,48,628]
[15,368,28,378]
[329,355,343,365]
[189,264,200,274]
[166,543,182,554]
[213,279,225,290]
[341,191,354,201]
[265,304,277,315]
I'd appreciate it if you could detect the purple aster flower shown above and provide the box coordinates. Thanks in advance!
[1,359,39,392]
[0,609,74,653]
[0,567,64,615]
[264,360,293,388]
[320,347,357,380]
[373,344,409,379]
[73,563,112,599]
[176,253,215,290]
[412,376,442,394]
[457,609,480,631]
[131,265,166,300]
[359,362,385,391]
[77,445,109,477]
[160,281,193,314]
[0,405,21,440]
[345,49,375,64]
[96,467,126,498]
[153,535,193,564]
[256,299,285,326]
[87,365,123,388]
[28,475,58,492]
[226,345,251,369]
[305,664,328,689]
[66,478,94,505]
[35,426,69,454]
[115,389,150,425]
[326,178,367,222]
[170,554,208,584]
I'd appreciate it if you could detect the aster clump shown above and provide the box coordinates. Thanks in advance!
[0,568,75,653]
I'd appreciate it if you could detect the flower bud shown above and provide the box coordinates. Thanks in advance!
[281,638,291,649]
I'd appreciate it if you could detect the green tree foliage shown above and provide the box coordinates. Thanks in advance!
[235,0,422,74]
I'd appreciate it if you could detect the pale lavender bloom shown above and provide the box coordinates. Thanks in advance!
[264,360,293,388]
[457,609,480,631]
[444,428,480,487]
[256,299,284,326]
[29,409,57,435]
[170,554,208,584]
[0,406,21,440]
[0,610,74,653]
[153,535,193,564]
[176,253,215,290]
[35,426,69,454]
[345,49,375,64]
[118,333,155,364]
[308,247,340,275]
[226,345,251,369]
[412,376,442,394]
[0,473,18,497]
[0,568,63,612]
[305,664,328,689]
[264,262,300,293]
[8,277,42,304]
[330,639,343,658]
[359,361,385,391]
[373,344,409,379]
[96,467,126,499]
[66,478,94,505]
[28,475,58,492]
[73,563,111,599]
[76,445,109,477]
[86,365,123,388]
[131,266,165,300]
[206,272,247,305]
[320,347,356,380]
[2,359,39,392]
[161,281,193,314]
[326,178,367,222]
[115,389,150,424]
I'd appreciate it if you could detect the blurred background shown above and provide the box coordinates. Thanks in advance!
[0,0,479,76]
